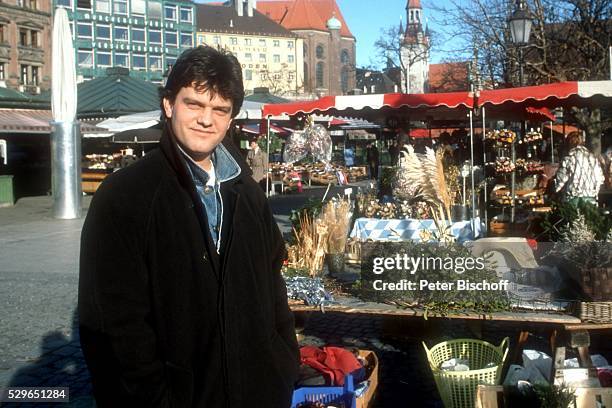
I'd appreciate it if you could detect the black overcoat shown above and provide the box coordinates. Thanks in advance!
[78,127,299,407]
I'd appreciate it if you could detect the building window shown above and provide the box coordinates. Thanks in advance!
[165,56,176,71]
[259,39,266,47]
[114,26,128,42]
[20,65,28,84]
[259,53,266,62]
[245,69,252,80]
[165,30,177,47]
[273,54,280,63]
[316,44,324,59]
[30,30,39,47]
[288,54,294,63]
[132,28,145,43]
[97,51,111,66]
[303,43,308,57]
[180,33,192,47]
[149,29,161,44]
[77,23,92,39]
[316,61,324,88]
[0,25,5,43]
[114,0,127,14]
[230,37,237,45]
[341,49,349,64]
[179,7,192,23]
[95,0,110,13]
[287,40,293,49]
[114,53,128,67]
[244,38,252,46]
[213,36,220,45]
[96,24,111,40]
[148,1,162,19]
[76,0,91,9]
[131,0,145,15]
[149,55,162,71]
[164,5,176,21]
[19,29,28,46]
[132,54,146,70]
[273,39,279,47]
[196,34,204,45]
[0,62,5,80]
[341,67,349,93]
[56,0,71,7]
[78,49,93,67]
[304,62,308,87]
[244,53,252,61]
[25,0,37,9]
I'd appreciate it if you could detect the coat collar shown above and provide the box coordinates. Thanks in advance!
[159,121,253,191]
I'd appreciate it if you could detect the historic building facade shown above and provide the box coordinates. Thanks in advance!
[0,0,52,93]
[400,0,429,94]
[54,0,195,83]
[196,0,303,97]
[257,0,356,97]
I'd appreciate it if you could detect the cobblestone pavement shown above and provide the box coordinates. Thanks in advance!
[1,190,610,408]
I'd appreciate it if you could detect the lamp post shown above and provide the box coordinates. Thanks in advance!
[508,0,533,223]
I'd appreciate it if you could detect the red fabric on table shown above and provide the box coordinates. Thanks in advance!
[300,346,362,386]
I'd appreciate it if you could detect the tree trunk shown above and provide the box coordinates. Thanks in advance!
[570,107,602,156]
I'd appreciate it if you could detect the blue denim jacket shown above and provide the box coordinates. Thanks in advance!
[179,143,241,253]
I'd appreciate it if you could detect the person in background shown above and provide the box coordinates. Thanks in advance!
[388,140,399,165]
[366,142,380,180]
[555,131,604,205]
[78,46,298,408]
[246,138,268,189]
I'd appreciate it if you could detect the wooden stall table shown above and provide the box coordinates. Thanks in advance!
[289,299,610,383]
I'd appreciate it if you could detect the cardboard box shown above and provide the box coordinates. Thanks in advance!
[356,349,379,408]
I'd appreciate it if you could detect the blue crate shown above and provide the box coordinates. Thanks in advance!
[291,374,356,408]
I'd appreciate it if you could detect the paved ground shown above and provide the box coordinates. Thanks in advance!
[0,186,610,407]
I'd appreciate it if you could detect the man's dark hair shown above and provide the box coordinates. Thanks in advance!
[160,46,244,119]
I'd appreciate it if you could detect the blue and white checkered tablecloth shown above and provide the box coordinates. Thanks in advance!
[350,217,481,243]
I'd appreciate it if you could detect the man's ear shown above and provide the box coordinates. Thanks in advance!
[162,97,173,119]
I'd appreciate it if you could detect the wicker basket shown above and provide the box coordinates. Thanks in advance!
[578,302,612,323]
[423,338,509,408]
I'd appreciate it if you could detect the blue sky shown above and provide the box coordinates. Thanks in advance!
[196,0,466,68]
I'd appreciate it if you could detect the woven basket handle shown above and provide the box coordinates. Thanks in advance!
[498,337,510,361]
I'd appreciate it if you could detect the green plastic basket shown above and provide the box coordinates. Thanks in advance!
[423,337,509,408]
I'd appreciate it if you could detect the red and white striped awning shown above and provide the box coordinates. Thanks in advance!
[262,81,612,124]
[262,92,474,118]
[477,81,612,108]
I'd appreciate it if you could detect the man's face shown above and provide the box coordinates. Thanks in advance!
[163,85,233,164]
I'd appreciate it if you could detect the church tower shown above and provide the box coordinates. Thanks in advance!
[400,0,429,93]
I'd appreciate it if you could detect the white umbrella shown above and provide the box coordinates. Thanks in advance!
[51,7,81,219]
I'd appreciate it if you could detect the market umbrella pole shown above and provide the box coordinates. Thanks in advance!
[266,116,271,198]
[469,110,476,239]
[550,120,555,163]
[482,107,488,234]
[51,7,81,219]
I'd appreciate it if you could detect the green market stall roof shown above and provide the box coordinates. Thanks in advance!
[244,87,290,104]
[77,67,162,119]
[0,87,50,109]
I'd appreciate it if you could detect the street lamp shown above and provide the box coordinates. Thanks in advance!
[508,0,533,86]
[509,0,533,46]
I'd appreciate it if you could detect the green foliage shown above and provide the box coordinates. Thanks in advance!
[288,197,324,236]
[533,383,575,408]
[257,133,283,153]
[281,265,310,278]
[538,199,612,241]
[379,166,397,196]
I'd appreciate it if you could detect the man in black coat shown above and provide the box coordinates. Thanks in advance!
[78,46,299,407]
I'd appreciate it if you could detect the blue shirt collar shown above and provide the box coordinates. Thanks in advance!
[177,142,241,185]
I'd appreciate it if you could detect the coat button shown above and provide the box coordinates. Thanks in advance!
[202,254,207,262]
